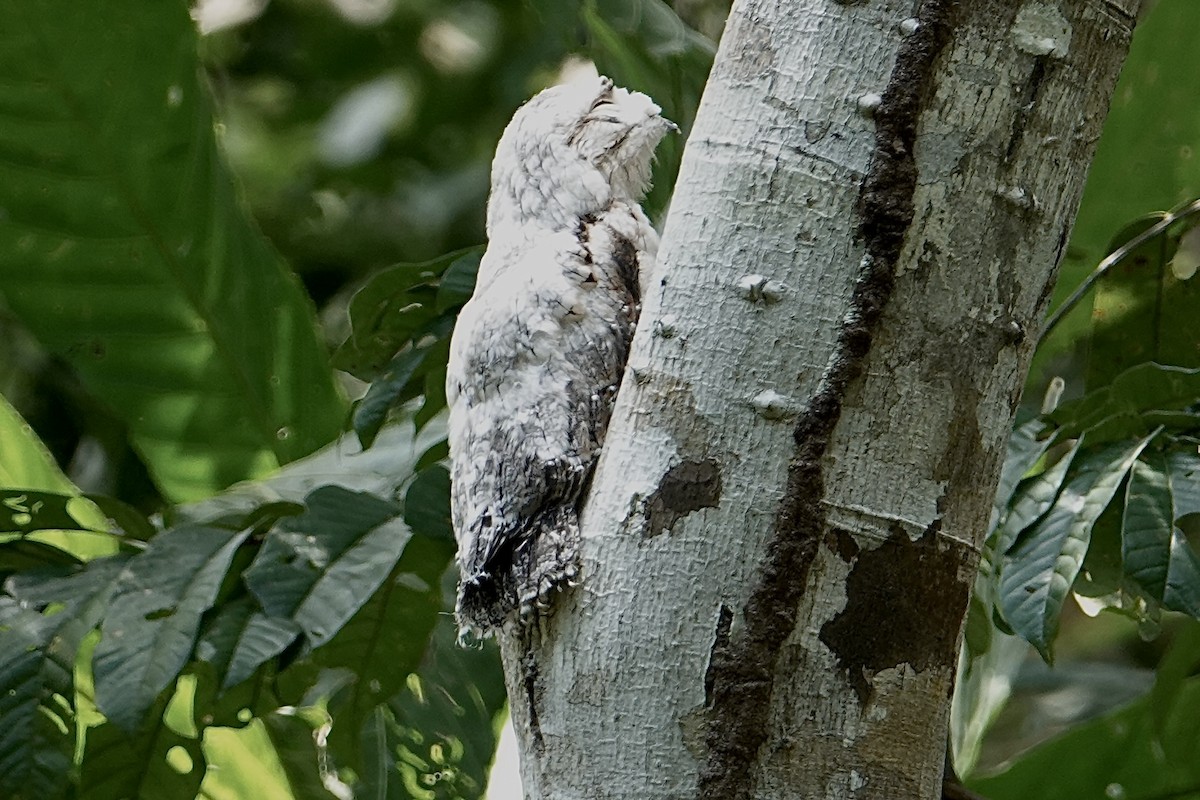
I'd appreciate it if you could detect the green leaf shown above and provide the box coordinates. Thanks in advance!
[999,435,1153,660]
[969,674,1200,800]
[261,711,342,800]
[1,557,128,799]
[1049,363,1200,440]
[991,419,1057,523]
[994,437,1082,557]
[0,539,82,573]
[371,613,508,800]
[0,393,113,557]
[404,466,454,544]
[1123,452,1177,601]
[335,248,480,381]
[352,348,429,450]
[1064,2,1200,281]
[1119,449,1200,618]
[1086,213,1200,391]
[435,249,481,312]
[93,525,251,732]
[244,486,406,648]
[313,530,454,777]
[198,719,304,800]
[0,597,73,800]
[196,598,302,692]
[0,489,95,535]
[79,716,205,800]
[0,2,345,502]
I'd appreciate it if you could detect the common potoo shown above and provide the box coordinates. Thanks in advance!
[447,75,675,638]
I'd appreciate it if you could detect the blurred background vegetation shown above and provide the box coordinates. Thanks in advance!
[3,0,1200,798]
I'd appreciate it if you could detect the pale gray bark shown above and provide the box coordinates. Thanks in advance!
[500,1,1141,798]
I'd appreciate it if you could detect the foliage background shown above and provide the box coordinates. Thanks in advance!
[3,0,1200,798]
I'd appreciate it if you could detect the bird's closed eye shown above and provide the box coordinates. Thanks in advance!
[588,93,613,113]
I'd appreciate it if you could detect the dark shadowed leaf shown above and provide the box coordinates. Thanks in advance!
[367,596,508,800]
[244,486,406,648]
[0,540,83,574]
[0,557,129,799]
[1085,214,1200,391]
[79,716,205,800]
[352,347,429,450]
[262,711,341,800]
[970,674,1200,800]
[315,532,454,776]
[1050,363,1200,441]
[93,526,251,732]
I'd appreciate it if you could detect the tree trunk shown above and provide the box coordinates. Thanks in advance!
[500,1,1141,798]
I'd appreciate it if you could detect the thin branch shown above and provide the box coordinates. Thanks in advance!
[1040,197,1200,339]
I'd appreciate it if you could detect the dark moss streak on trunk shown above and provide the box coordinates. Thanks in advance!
[697,3,959,797]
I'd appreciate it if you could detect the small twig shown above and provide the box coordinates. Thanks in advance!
[1040,197,1200,340]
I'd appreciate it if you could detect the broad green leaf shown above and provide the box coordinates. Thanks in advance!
[404,465,454,544]
[262,711,342,800]
[1122,453,1176,600]
[970,675,1200,800]
[0,557,128,799]
[334,248,480,381]
[1120,449,1200,618]
[1148,619,1200,753]
[999,436,1152,660]
[244,486,405,648]
[435,249,482,312]
[0,2,345,502]
[0,540,82,573]
[1086,214,1200,391]
[180,416,447,526]
[93,525,251,732]
[0,490,97,535]
[196,598,302,692]
[1065,2,1200,280]
[79,716,205,800]
[994,437,1083,557]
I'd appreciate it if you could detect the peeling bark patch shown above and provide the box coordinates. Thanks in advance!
[644,458,722,537]
[818,526,971,708]
[697,2,959,796]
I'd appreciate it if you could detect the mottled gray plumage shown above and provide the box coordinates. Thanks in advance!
[447,75,674,637]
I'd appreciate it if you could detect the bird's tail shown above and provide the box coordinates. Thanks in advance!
[456,505,581,641]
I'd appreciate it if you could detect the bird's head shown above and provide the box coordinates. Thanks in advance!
[487,75,676,235]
